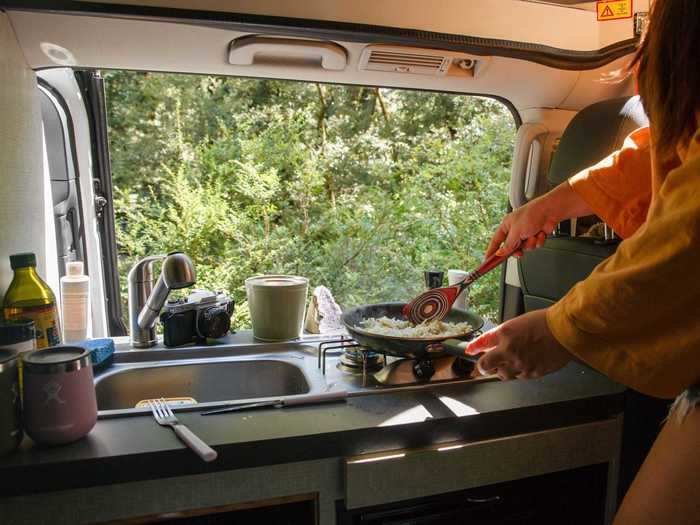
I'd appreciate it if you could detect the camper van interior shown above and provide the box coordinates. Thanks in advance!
[2,1,698,524]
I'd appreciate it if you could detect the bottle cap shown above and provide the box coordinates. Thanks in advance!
[10,252,36,269]
[0,319,36,345]
[66,261,84,276]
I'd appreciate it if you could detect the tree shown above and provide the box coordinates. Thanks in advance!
[105,72,515,328]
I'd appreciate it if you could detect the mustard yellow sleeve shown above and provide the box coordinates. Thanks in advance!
[546,145,700,399]
[568,127,652,239]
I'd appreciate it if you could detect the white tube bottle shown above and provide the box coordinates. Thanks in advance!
[60,261,90,342]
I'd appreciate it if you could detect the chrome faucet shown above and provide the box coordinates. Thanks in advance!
[127,252,196,348]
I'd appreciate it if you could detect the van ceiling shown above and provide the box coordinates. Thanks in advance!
[40,0,648,51]
[521,0,598,11]
[4,2,638,113]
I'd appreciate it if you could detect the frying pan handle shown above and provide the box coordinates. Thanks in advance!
[442,338,482,363]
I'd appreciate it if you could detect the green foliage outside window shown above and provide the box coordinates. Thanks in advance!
[105,72,515,328]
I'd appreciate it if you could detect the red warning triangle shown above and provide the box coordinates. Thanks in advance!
[601,5,614,17]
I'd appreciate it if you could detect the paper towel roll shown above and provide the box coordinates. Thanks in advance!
[447,269,469,310]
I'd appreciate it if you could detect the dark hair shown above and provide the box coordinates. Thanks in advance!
[631,0,700,159]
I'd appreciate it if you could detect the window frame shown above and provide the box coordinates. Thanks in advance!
[88,71,520,330]
[38,79,89,278]
[75,70,128,336]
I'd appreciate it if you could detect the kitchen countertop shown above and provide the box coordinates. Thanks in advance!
[0,334,625,499]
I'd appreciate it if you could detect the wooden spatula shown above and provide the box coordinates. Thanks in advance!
[403,244,520,324]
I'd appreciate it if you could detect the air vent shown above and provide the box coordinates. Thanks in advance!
[359,46,454,76]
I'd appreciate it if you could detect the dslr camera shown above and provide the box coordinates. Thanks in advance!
[160,289,234,347]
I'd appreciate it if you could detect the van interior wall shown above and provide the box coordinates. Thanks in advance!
[0,13,53,302]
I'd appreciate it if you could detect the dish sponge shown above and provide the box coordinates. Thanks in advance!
[74,338,115,371]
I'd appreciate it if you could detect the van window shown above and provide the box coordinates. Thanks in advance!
[103,72,516,328]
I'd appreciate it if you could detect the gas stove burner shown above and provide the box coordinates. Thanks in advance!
[337,348,385,375]
[318,336,489,387]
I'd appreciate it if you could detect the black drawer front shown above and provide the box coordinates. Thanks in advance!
[338,463,608,525]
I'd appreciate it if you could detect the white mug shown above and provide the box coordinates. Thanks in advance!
[447,269,469,310]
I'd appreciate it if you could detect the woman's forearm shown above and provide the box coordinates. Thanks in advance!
[537,180,594,226]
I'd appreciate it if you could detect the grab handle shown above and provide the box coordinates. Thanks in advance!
[228,36,347,71]
[510,123,547,209]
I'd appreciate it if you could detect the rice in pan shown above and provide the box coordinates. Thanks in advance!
[358,316,472,338]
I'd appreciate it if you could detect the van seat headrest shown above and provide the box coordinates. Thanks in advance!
[547,96,648,188]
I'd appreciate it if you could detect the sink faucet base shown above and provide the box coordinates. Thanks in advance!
[127,252,196,348]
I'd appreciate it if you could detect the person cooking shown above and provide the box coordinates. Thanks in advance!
[464,1,700,523]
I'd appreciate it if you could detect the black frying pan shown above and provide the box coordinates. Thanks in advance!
[342,302,484,362]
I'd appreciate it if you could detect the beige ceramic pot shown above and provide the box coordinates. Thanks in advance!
[245,275,309,341]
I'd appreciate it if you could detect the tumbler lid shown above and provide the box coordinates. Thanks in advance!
[24,347,91,374]
[245,275,308,290]
[0,319,35,345]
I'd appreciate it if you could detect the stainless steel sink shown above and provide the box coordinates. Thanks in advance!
[95,358,311,411]
[92,335,493,417]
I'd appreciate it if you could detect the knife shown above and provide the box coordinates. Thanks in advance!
[200,390,348,416]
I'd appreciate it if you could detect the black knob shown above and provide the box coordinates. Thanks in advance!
[413,359,435,380]
[452,356,476,377]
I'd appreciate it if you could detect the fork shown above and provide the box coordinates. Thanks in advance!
[148,398,218,462]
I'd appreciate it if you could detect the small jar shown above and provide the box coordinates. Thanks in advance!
[0,319,36,397]
[0,348,22,455]
[22,346,97,445]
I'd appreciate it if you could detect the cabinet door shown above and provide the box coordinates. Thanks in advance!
[344,419,620,510]
[105,493,317,525]
[338,463,608,525]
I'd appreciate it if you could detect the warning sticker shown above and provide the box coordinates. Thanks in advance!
[597,0,633,21]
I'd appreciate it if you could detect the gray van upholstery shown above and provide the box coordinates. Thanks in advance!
[518,237,620,310]
[548,96,649,188]
[517,96,649,311]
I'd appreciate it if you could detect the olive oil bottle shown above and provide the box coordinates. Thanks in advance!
[3,253,61,348]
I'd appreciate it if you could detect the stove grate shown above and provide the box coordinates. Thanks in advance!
[318,336,385,376]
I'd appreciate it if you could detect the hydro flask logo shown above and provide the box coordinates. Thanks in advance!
[43,381,66,405]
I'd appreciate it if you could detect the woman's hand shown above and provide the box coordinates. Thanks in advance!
[465,309,572,380]
[486,207,551,259]
[485,181,593,259]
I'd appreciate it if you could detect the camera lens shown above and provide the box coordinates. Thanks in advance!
[197,306,231,339]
